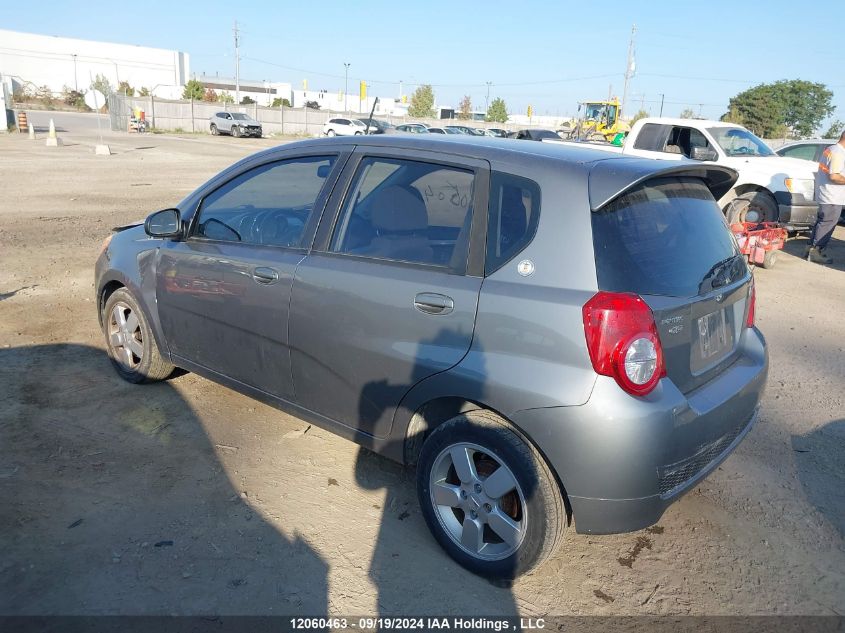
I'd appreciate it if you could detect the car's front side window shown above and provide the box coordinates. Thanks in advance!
[330,157,475,271]
[193,156,336,248]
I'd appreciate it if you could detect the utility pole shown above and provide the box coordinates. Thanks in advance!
[659,93,664,117]
[485,81,492,112]
[72,54,78,91]
[234,20,240,105]
[344,63,350,113]
[620,23,637,119]
[399,80,403,101]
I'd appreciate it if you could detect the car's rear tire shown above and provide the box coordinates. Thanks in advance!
[416,410,567,580]
[103,288,174,384]
[327,129,336,137]
[232,125,241,138]
[210,124,218,136]
[726,191,778,225]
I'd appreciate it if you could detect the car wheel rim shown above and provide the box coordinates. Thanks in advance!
[107,302,143,371]
[429,442,527,561]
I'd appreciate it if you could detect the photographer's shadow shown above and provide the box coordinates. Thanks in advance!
[0,343,327,615]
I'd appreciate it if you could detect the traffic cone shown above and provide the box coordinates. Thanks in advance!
[28,123,35,140]
[46,118,63,147]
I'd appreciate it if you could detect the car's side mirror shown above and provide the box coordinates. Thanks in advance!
[317,164,332,178]
[145,208,182,239]
[691,146,718,161]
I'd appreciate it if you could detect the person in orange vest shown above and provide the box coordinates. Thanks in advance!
[808,131,845,264]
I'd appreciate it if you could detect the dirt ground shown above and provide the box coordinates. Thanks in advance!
[0,118,843,617]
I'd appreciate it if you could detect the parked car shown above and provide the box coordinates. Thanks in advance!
[775,139,835,163]
[323,118,368,137]
[488,128,508,137]
[209,112,263,138]
[356,118,395,135]
[427,127,461,134]
[514,129,562,141]
[395,123,429,134]
[445,125,483,135]
[96,135,767,580]
[475,129,501,138]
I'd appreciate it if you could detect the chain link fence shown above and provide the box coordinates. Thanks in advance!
[107,94,536,137]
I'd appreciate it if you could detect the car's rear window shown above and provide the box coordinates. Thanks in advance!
[591,177,744,298]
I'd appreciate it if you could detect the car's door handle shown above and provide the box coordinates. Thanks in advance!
[252,267,279,284]
[414,293,454,315]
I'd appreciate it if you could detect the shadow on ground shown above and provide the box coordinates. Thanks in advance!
[791,418,845,541]
[0,344,327,615]
[783,231,845,273]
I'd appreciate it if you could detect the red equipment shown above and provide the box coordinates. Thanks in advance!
[730,222,787,269]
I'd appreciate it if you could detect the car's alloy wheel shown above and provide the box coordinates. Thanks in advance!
[327,129,336,137]
[429,442,527,560]
[210,124,218,136]
[232,126,241,138]
[417,411,567,579]
[103,288,174,384]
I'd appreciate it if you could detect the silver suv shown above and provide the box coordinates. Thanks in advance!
[95,136,767,579]
[209,111,263,137]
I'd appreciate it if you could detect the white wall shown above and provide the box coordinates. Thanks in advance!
[0,29,189,95]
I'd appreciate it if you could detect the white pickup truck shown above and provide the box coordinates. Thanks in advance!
[550,117,819,230]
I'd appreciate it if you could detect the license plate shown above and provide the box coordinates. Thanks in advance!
[698,308,731,360]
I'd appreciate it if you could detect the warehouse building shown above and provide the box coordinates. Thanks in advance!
[0,28,189,99]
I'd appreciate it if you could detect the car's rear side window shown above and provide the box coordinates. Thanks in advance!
[485,172,541,274]
[633,123,669,151]
[592,177,743,298]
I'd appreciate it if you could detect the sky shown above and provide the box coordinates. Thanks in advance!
[4,0,845,126]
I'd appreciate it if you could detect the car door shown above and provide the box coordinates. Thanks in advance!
[156,149,347,399]
[289,148,489,439]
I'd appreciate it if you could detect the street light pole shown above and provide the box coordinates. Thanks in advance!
[659,93,665,117]
[344,63,350,114]
[72,54,78,91]
[486,81,491,113]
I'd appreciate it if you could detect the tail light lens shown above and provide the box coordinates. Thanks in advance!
[746,283,756,328]
[582,292,666,396]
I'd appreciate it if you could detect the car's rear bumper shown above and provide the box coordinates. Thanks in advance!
[512,326,767,534]
[775,191,818,228]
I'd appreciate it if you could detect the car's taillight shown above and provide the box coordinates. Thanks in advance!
[582,292,666,396]
[746,283,756,328]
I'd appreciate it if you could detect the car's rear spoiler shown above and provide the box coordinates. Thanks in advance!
[588,159,738,211]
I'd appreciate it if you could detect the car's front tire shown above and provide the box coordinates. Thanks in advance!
[103,288,174,384]
[726,191,778,225]
[210,123,218,136]
[416,411,567,579]
[232,125,241,138]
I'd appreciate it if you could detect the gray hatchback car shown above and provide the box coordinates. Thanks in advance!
[95,135,767,579]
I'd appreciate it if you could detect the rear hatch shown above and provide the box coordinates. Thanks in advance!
[591,176,752,394]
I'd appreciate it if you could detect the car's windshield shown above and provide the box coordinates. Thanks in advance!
[231,113,250,121]
[707,127,774,157]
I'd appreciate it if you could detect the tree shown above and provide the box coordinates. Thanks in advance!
[90,74,113,99]
[679,108,695,119]
[723,79,835,138]
[486,97,508,123]
[240,95,256,105]
[182,79,204,100]
[61,85,87,109]
[203,87,217,102]
[631,109,649,124]
[304,100,320,110]
[217,91,234,104]
[117,80,135,97]
[458,95,472,120]
[824,119,844,139]
[138,86,151,97]
[408,84,436,118]
[271,97,291,108]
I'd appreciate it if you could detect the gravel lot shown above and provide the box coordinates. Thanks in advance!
[0,117,843,617]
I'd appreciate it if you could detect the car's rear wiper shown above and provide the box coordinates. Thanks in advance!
[699,255,740,294]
